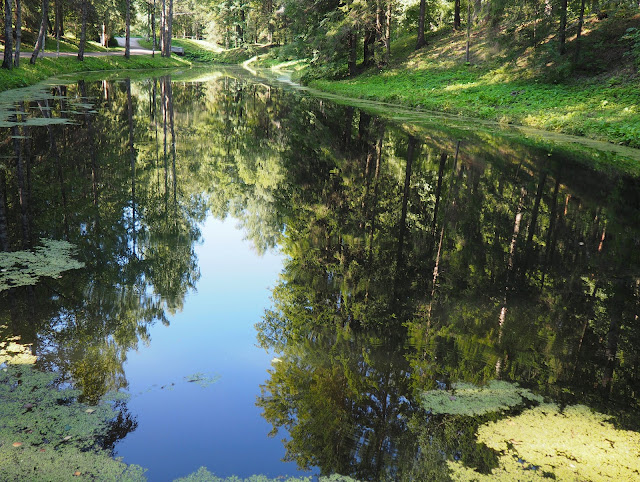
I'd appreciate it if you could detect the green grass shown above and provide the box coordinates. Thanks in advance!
[307,17,640,148]
[0,55,189,93]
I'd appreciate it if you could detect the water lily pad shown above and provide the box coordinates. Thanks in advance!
[0,239,84,292]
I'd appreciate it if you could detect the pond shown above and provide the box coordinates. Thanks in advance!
[0,68,639,481]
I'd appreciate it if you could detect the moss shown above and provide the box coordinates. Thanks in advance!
[0,239,84,292]
[420,380,543,416]
[449,403,640,481]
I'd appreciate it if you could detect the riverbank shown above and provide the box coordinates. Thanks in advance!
[0,55,189,93]
[244,13,639,150]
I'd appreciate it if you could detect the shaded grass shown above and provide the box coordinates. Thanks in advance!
[308,16,640,148]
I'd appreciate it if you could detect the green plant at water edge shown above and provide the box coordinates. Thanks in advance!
[0,364,145,481]
[449,403,640,481]
[174,466,361,481]
[420,380,543,416]
[0,239,84,292]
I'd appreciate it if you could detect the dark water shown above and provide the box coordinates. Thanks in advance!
[0,69,639,481]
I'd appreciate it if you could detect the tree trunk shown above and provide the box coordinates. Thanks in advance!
[30,0,49,64]
[3,0,13,69]
[559,0,568,54]
[125,0,131,58]
[385,0,392,63]
[465,1,471,63]
[78,0,87,60]
[167,0,173,57]
[152,0,156,55]
[14,0,22,67]
[454,0,461,30]
[574,0,586,63]
[54,0,60,56]
[416,0,426,49]
[363,29,375,66]
[160,0,166,55]
[348,31,357,76]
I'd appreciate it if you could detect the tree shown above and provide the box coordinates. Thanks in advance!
[30,0,49,64]
[125,0,131,58]
[14,0,22,67]
[416,0,427,49]
[78,0,88,61]
[2,0,12,69]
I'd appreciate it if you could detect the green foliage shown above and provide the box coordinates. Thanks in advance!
[420,380,543,416]
[0,239,84,292]
[174,467,361,481]
[0,365,145,481]
[621,27,640,66]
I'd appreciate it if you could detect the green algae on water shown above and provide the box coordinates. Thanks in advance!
[0,238,84,292]
[174,466,361,481]
[0,364,145,481]
[448,403,640,481]
[420,380,544,416]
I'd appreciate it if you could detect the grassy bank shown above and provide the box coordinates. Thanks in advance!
[305,16,640,148]
[0,55,189,93]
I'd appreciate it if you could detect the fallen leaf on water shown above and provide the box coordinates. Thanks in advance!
[12,442,22,447]
[73,471,82,477]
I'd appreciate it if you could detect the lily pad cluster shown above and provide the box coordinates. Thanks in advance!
[0,364,145,480]
[420,380,544,416]
[448,403,640,481]
[0,239,84,292]
[174,466,360,481]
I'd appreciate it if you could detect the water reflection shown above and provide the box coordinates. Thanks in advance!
[0,69,638,479]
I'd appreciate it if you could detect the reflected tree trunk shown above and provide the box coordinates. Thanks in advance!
[127,79,136,251]
[0,167,9,251]
[396,136,417,274]
[13,111,30,248]
[431,151,448,239]
[496,187,527,375]
[521,171,547,279]
[541,175,560,287]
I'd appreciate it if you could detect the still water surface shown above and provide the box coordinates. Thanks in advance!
[0,68,639,481]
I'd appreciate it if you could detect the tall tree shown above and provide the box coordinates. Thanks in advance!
[125,0,131,58]
[3,0,13,69]
[14,0,22,67]
[78,0,88,60]
[559,0,568,54]
[30,0,49,64]
[416,0,427,49]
